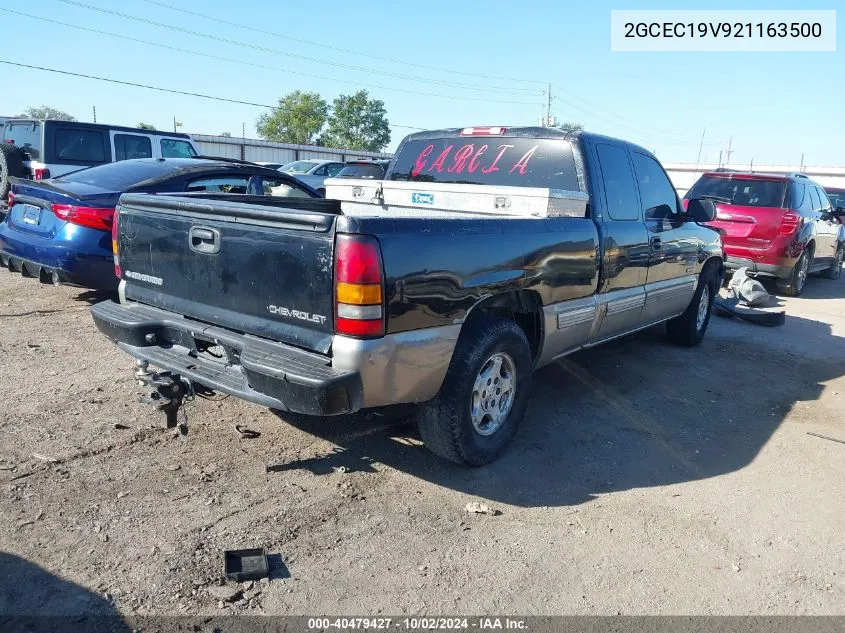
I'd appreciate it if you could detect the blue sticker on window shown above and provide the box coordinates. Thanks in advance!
[411,192,434,205]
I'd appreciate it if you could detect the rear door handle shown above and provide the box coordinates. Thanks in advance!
[650,236,662,251]
[189,226,221,254]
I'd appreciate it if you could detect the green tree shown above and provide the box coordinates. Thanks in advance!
[220,132,232,137]
[321,90,390,152]
[137,122,156,130]
[18,105,76,121]
[256,91,328,145]
[555,121,583,134]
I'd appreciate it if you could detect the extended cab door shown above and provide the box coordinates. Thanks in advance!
[590,141,650,342]
[632,151,698,325]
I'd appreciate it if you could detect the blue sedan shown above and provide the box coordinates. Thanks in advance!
[0,157,320,291]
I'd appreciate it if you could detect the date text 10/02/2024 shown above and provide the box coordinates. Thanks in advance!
[307,617,527,630]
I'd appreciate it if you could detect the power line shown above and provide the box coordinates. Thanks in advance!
[549,83,705,145]
[6,8,532,105]
[53,0,539,100]
[141,0,547,87]
[0,59,426,130]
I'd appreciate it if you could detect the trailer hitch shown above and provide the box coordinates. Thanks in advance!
[135,360,191,434]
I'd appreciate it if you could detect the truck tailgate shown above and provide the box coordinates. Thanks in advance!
[116,194,337,354]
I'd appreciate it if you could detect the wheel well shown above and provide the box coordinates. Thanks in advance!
[805,240,815,256]
[463,291,544,361]
[701,256,723,285]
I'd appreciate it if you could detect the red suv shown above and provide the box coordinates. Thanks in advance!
[685,171,844,296]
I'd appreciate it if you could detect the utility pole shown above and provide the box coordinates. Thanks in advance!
[545,83,552,127]
[694,127,706,176]
[173,116,177,133]
[241,122,246,160]
[800,153,805,171]
[724,136,734,166]
[92,105,96,123]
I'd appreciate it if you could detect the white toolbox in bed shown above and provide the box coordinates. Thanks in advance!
[323,178,589,219]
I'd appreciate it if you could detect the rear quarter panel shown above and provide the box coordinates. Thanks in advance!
[337,215,599,334]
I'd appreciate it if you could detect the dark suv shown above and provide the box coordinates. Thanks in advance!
[685,171,844,296]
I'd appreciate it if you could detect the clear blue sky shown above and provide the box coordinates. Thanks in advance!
[2,0,842,165]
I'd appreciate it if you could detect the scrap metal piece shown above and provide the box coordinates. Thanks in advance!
[713,297,785,327]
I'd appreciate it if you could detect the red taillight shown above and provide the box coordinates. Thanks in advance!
[51,204,115,231]
[6,191,15,207]
[4,139,14,144]
[34,168,51,181]
[460,126,507,136]
[779,211,801,235]
[112,207,121,278]
[335,234,384,338]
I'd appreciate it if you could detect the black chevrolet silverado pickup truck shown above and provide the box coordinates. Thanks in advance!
[91,127,723,465]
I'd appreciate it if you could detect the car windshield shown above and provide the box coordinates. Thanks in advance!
[280,160,320,174]
[687,175,787,208]
[826,190,845,208]
[53,160,182,190]
[337,163,386,179]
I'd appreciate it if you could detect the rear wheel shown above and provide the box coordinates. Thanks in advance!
[417,314,533,466]
[0,144,26,200]
[777,248,811,296]
[666,267,717,347]
[820,245,843,280]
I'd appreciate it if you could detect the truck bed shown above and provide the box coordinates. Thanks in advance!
[114,192,600,350]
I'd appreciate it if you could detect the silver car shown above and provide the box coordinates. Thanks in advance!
[280,159,345,195]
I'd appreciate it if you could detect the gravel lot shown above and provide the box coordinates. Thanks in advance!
[1,269,843,618]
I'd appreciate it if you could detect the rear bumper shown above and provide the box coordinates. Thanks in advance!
[724,255,795,279]
[91,300,363,416]
[0,223,116,290]
[0,249,116,290]
[91,297,461,415]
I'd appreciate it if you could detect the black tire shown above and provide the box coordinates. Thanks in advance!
[777,248,812,296]
[666,266,717,347]
[820,245,843,280]
[0,144,26,200]
[416,314,533,466]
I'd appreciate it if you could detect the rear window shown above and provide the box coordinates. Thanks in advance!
[337,163,385,179]
[687,175,786,208]
[281,160,320,174]
[4,121,41,159]
[54,160,181,190]
[390,137,579,190]
[55,128,107,163]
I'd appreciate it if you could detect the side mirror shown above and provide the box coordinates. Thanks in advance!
[686,198,717,223]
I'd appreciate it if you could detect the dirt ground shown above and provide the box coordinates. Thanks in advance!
[0,268,843,618]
